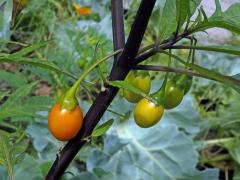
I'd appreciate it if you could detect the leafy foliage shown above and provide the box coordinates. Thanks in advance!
[0,83,53,121]
[191,0,240,34]
[1,0,240,179]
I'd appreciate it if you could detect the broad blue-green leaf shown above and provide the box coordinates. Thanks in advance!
[87,123,219,180]
[0,166,8,180]
[0,0,12,41]
[71,172,99,180]
[234,166,240,180]
[232,74,240,93]
[162,95,201,135]
[26,124,51,152]
[0,70,27,87]
[71,168,113,180]
[192,0,240,34]
[14,155,42,180]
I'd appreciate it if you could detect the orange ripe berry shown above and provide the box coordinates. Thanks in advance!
[48,103,83,141]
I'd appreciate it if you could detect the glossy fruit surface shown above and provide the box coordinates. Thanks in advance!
[134,98,164,128]
[48,103,83,141]
[123,71,151,103]
[163,81,184,109]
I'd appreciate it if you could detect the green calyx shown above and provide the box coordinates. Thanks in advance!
[60,84,78,111]
[151,88,165,106]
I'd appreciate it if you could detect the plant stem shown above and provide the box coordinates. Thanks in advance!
[132,65,211,79]
[46,1,156,178]
[199,154,231,164]
[61,49,122,110]
[170,45,240,56]
[204,137,234,146]
[159,50,240,86]
[71,49,122,92]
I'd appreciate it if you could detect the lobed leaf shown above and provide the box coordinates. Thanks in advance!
[192,0,240,34]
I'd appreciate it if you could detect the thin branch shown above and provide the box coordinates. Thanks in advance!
[45,0,157,179]
[111,0,125,62]
[132,65,214,80]
[170,45,240,56]
[133,31,190,64]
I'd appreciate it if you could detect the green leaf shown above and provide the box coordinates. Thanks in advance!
[0,70,27,87]
[178,45,240,56]
[232,74,240,93]
[0,130,14,180]
[0,82,36,113]
[176,0,190,29]
[0,131,27,180]
[158,0,177,41]
[0,83,53,120]
[109,80,156,104]
[0,96,53,120]
[234,166,240,180]
[71,169,113,180]
[10,41,50,58]
[0,91,9,102]
[0,55,76,79]
[154,0,200,41]
[92,119,114,137]
[87,124,219,179]
[223,138,240,165]
[161,51,240,88]
[13,155,43,180]
[192,0,240,34]
[0,56,62,73]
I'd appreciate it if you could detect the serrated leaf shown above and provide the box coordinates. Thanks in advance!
[177,45,240,56]
[10,41,50,58]
[92,119,114,137]
[0,130,14,180]
[0,96,53,120]
[192,1,240,34]
[0,82,36,112]
[0,70,27,87]
[0,56,62,73]
[109,80,156,104]
[0,83,45,120]
[168,52,240,88]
